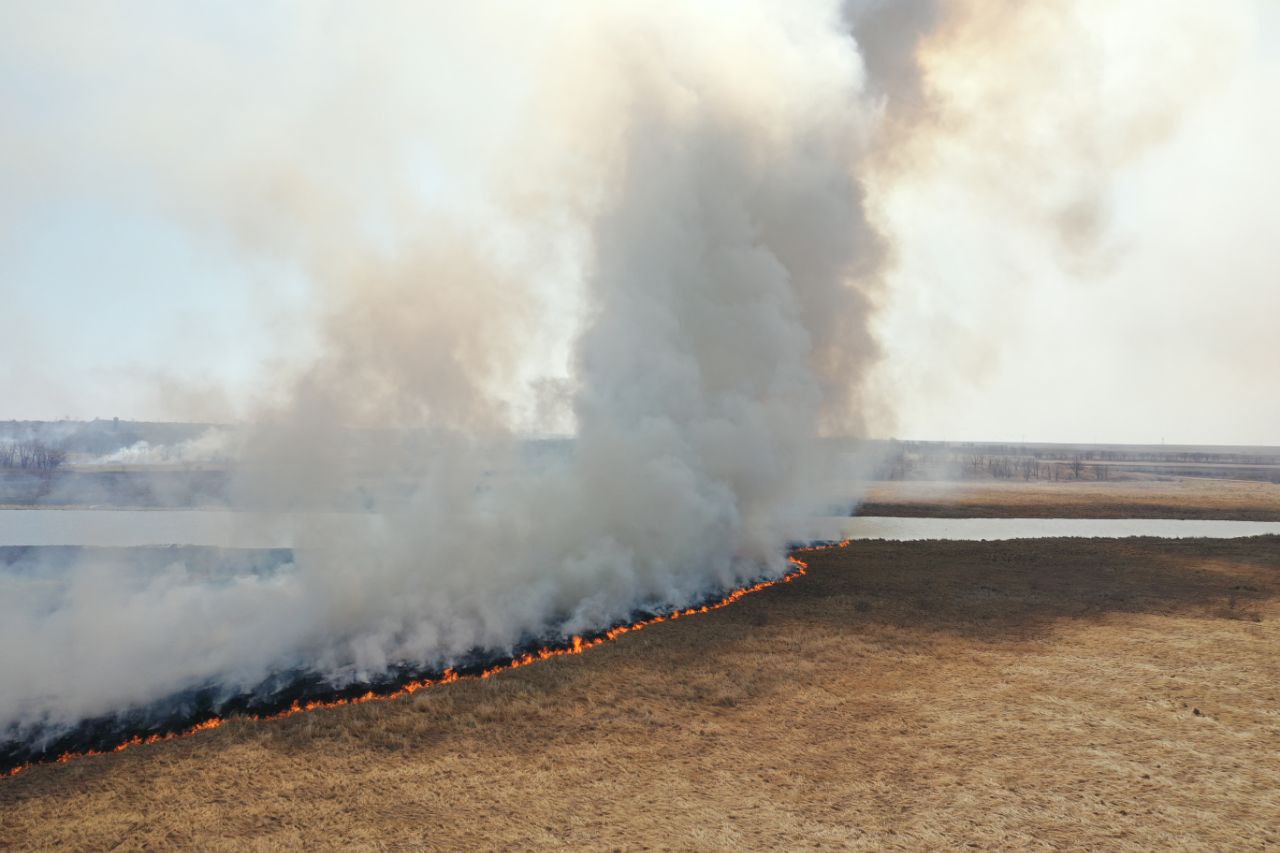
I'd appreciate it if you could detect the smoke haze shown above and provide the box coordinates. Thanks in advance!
[1,0,1276,747]
[1,2,890,745]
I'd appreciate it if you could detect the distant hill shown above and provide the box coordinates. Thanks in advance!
[0,420,218,457]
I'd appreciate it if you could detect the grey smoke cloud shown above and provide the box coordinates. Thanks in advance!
[2,0,1269,747]
[843,0,942,117]
[0,2,892,741]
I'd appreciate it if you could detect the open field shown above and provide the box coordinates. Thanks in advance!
[859,477,1280,522]
[3,536,1277,849]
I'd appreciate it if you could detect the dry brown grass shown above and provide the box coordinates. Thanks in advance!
[3,536,1278,849]
[860,477,1280,521]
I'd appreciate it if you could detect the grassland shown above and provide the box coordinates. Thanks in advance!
[3,534,1278,849]
[859,477,1280,521]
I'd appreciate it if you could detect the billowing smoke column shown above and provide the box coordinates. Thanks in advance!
[2,0,1249,763]
[2,0,1249,764]
[0,3,888,755]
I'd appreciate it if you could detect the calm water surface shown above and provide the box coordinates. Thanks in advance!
[0,509,1276,547]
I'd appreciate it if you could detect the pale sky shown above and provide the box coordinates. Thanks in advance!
[1,2,1276,445]
[868,1,1280,445]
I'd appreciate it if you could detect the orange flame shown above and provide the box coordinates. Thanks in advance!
[4,545,839,779]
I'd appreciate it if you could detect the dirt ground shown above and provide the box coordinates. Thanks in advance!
[859,477,1280,521]
[3,535,1278,850]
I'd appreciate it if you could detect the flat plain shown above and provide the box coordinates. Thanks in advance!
[3,529,1278,849]
[859,476,1280,521]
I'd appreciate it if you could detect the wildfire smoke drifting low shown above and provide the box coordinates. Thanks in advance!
[3,552,818,779]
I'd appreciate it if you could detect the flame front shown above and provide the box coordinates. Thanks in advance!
[5,547,830,779]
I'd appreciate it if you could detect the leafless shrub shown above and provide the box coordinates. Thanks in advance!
[0,441,67,471]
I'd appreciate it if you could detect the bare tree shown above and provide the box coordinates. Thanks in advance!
[0,441,67,471]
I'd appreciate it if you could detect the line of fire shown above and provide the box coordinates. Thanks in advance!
[2,545,850,779]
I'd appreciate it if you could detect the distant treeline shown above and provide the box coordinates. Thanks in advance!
[0,419,214,458]
[924,441,1280,467]
[883,440,1280,484]
[885,449,1110,482]
[0,441,67,471]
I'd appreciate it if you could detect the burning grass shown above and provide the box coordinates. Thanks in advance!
[1,558,811,778]
[3,536,1279,848]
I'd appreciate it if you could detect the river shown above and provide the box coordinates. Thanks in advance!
[0,509,1276,547]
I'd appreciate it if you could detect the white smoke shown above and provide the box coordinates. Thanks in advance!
[0,2,889,740]
[3,0,1262,746]
[83,428,239,467]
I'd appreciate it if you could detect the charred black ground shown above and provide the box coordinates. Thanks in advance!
[1,549,817,775]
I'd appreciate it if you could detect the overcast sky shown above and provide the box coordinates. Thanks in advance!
[1,2,1277,445]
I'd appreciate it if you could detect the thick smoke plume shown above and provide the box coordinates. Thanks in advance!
[2,0,1260,750]
[1,2,888,745]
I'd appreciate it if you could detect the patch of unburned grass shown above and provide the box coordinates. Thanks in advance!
[3,536,1278,849]
[861,477,1280,521]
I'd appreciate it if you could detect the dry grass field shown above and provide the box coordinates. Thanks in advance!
[859,477,1280,521]
[3,535,1278,849]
